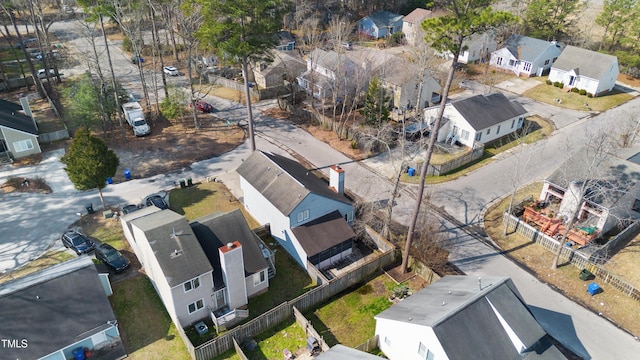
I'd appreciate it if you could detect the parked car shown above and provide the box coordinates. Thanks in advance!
[189,101,214,113]
[61,230,95,255]
[15,38,37,49]
[163,65,179,76]
[36,69,56,79]
[342,41,353,50]
[131,55,144,64]
[36,50,60,61]
[145,195,169,210]
[94,243,130,273]
[121,204,140,215]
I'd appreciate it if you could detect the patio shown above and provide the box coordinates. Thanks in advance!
[521,200,600,246]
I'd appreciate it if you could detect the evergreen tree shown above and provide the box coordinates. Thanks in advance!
[524,0,581,41]
[360,76,391,126]
[61,128,119,209]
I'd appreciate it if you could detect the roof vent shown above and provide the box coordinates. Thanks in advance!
[170,249,182,258]
[227,242,234,249]
[442,300,446,306]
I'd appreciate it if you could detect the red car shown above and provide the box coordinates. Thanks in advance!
[190,101,214,113]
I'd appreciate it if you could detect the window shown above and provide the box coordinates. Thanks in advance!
[13,139,34,153]
[188,299,204,314]
[297,209,310,223]
[486,128,491,135]
[496,125,501,134]
[496,57,503,65]
[553,57,558,63]
[511,119,516,129]
[518,117,524,127]
[461,129,470,140]
[544,59,550,65]
[475,132,482,141]
[384,336,391,346]
[633,199,640,212]
[418,343,434,360]
[183,277,200,292]
[253,270,266,286]
[344,211,354,223]
[508,59,516,66]
[523,62,532,72]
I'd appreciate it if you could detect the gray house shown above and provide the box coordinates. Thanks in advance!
[0,256,126,360]
[120,207,273,330]
[0,98,41,161]
[375,276,566,360]
[237,151,356,270]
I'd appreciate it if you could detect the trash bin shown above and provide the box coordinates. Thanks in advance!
[187,178,193,187]
[179,179,186,189]
[72,347,85,360]
[86,203,94,214]
[587,282,601,296]
[124,169,131,180]
[407,167,416,177]
[579,268,592,281]
[106,177,113,185]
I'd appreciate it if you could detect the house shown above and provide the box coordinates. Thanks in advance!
[297,48,359,100]
[237,150,356,270]
[423,92,527,148]
[378,56,441,110]
[0,256,126,360]
[120,207,273,329]
[538,147,640,238]
[357,11,404,39]
[402,8,434,46]
[490,35,563,77]
[456,31,498,64]
[375,276,567,360]
[253,51,306,89]
[0,98,41,162]
[274,31,296,51]
[316,344,382,359]
[547,45,619,96]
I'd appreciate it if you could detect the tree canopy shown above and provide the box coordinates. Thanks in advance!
[360,76,391,126]
[61,128,119,208]
[523,0,581,41]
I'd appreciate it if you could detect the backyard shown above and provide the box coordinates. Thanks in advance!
[484,182,640,337]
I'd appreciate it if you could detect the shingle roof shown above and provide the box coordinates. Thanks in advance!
[0,257,122,359]
[504,34,558,62]
[316,344,382,359]
[130,209,212,287]
[0,98,38,135]
[403,8,432,24]
[551,45,618,80]
[291,210,355,257]
[191,209,268,281]
[308,48,357,73]
[375,276,566,360]
[236,151,351,216]
[366,11,404,28]
[451,93,527,130]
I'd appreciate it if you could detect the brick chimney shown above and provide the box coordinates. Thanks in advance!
[329,165,345,195]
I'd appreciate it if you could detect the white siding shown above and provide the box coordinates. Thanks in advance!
[245,269,269,298]
[375,319,448,360]
[171,272,216,326]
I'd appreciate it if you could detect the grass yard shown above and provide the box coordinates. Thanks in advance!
[484,182,640,338]
[214,321,308,360]
[523,81,635,111]
[111,275,191,360]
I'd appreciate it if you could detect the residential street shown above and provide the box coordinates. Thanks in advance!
[1,18,639,359]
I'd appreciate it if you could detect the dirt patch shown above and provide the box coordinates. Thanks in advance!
[1,177,52,194]
[618,73,640,88]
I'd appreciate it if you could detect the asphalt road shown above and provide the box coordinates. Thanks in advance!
[1,18,639,359]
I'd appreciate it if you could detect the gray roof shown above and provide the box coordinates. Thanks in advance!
[451,93,527,130]
[0,257,120,359]
[403,8,433,24]
[316,344,381,359]
[365,11,403,28]
[236,151,351,216]
[551,45,618,80]
[0,98,38,135]
[308,48,358,74]
[131,209,212,287]
[291,210,355,257]
[504,34,558,62]
[375,276,565,360]
[545,147,640,208]
[191,209,268,283]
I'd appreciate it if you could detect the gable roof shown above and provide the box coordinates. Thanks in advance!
[451,93,527,130]
[316,344,382,359]
[403,8,432,24]
[291,210,355,257]
[551,45,618,80]
[379,57,436,87]
[503,34,559,62]
[0,257,122,359]
[0,98,38,135]
[130,209,212,287]
[364,11,404,28]
[191,209,268,282]
[375,276,566,360]
[236,151,351,216]
[274,31,295,45]
[258,51,306,77]
[308,48,358,73]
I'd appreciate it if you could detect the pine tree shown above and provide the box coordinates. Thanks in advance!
[360,76,391,126]
[61,128,119,209]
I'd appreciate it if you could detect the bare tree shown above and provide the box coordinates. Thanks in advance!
[175,0,204,129]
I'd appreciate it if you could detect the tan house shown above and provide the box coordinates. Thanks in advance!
[402,8,434,46]
[253,51,306,89]
[379,56,441,110]
[0,98,41,162]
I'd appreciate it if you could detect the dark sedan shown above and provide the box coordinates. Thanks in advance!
[95,243,130,273]
[145,195,169,210]
[62,230,95,255]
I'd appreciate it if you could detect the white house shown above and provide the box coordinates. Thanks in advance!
[548,45,619,96]
[490,34,563,77]
[423,93,527,148]
[120,207,272,330]
[0,256,126,360]
[457,31,498,64]
[237,150,356,270]
[297,48,359,100]
[375,276,567,360]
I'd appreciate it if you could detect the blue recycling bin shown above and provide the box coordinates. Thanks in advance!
[587,282,601,296]
[407,167,416,177]
[72,347,85,360]
[124,169,131,180]
[106,177,113,185]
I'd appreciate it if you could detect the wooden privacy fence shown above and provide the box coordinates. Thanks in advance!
[420,143,485,177]
[193,248,397,359]
[292,306,331,352]
[503,213,640,301]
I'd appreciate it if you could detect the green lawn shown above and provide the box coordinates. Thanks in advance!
[214,321,308,360]
[111,275,191,360]
[523,81,635,111]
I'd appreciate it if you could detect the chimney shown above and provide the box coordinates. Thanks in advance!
[219,241,247,310]
[329,165,345,195]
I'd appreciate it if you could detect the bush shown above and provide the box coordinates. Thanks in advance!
[571,87,579,93]
[553,81,561,87]
[587,93,593,98]
[351,139,359,149]
[546,79,552,85]
[122,37,133,53]
[579,89,587,95]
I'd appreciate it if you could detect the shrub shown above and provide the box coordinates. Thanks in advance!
[351,139,359,149]
[546,79,552,85]
[587,93,593,98]
[571,87,579,93]
[559,83,564,88]
[579,89,587,95]
[122,37,133,53]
